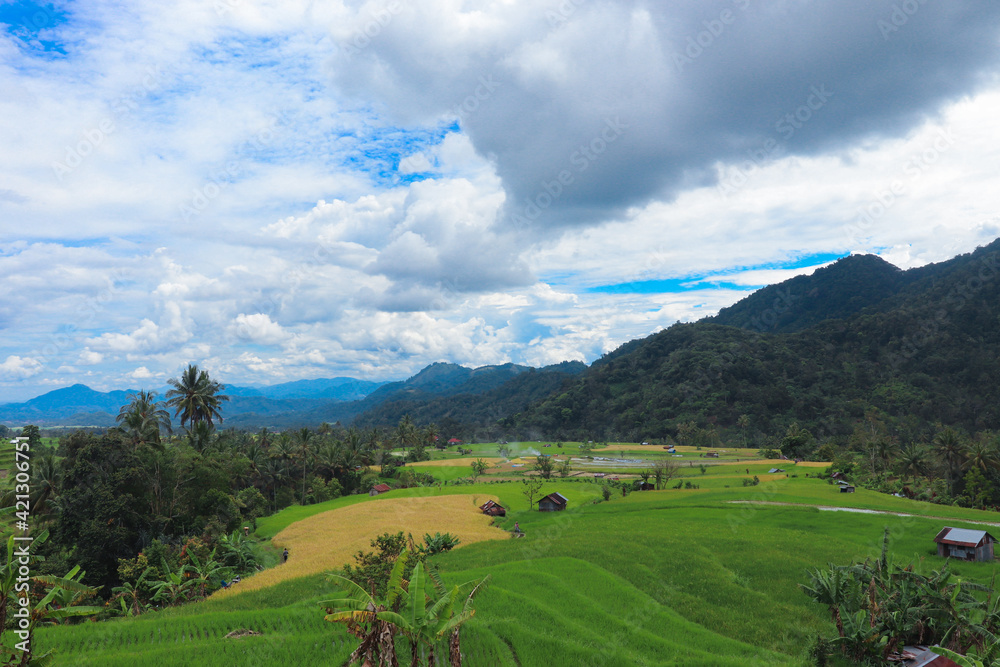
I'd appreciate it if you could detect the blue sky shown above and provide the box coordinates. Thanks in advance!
[2,1,1000,402]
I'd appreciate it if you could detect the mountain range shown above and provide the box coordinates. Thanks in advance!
[7,239,1000,440]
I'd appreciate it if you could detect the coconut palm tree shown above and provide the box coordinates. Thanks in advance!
[116,390,172,449]
[165,364,229,427]
[297,428,314,505]
[935,427,968,496]
[897,443,929,484]
[966,436,1000,474]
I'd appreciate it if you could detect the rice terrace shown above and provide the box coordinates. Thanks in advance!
[5,414,1000,666]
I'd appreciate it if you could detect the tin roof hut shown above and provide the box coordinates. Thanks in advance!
[933,527,996,562]
[537,492,568,512]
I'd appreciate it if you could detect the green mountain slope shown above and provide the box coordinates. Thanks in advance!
[513,239,1000,441]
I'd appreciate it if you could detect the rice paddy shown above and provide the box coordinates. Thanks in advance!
[217,494,506,597]
[30,444,1000,666]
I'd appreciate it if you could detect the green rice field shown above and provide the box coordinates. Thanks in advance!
[35,473,1000,666]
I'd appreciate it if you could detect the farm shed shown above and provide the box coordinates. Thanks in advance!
[839,485,855,493]
[369,483,392,496]
[636,482,655,491]
[479,500,506,517]
[705,452,719,458]
[933,527,996,562]
[767,468,785,473]
[887,645,961,666]
[447,438,462,445]
[538,492,568,512]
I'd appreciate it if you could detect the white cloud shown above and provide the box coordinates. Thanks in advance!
[229,313,290,345]
[0,356,43,381]
[1,2,999,402]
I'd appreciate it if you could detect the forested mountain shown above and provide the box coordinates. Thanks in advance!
[511,240,1000,442]
[352,361,588,434]
[707,253,908,333]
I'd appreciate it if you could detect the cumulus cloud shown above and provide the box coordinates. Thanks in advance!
[2,0,1000,401]
[230,313,290,345]
[0,355,43,381]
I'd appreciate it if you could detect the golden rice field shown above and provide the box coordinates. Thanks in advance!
[214,495,506,597]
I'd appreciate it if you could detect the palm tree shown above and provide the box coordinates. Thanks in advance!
[116,390,172,449]
[737,414,751,447]
[935,427,967,496]
[185,420,215,453]
[165,364,229,427]
[966,436,1000,474]
[297,428,314,505]
[897,443,929,484]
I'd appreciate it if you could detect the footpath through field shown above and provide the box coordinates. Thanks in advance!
[727,500,1000,527]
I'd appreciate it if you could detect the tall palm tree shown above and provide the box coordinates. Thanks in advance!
[935,427,967,496]
[297,427,314,505]
[165,364,229,427]
[966,436,1000,474]
[116,390,172,449]
[897,443,929,484]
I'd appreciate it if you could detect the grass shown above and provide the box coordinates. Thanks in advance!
[35,474,1000,666]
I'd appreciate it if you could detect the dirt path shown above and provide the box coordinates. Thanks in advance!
[726,500,1000,528]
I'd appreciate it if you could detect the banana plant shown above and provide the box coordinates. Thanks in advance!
[110,566,154,617]
[148,557,197,606]
[321,551,410,667]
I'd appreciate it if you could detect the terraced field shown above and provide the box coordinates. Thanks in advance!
[35,475,1000,666]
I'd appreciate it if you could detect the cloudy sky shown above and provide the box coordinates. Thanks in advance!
[2,0,999,402]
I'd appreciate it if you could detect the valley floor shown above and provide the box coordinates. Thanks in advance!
[36,476,1000,666]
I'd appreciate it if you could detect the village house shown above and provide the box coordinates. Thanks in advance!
[537,492,568,512]
[933,527,997,562]
[479,500,507,517]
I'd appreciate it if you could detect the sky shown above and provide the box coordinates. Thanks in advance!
[1,0,1000,402]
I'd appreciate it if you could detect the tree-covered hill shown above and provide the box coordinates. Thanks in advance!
[352,361,587,434]
[511,239,1000,442]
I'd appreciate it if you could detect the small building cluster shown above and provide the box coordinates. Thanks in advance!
[835,479,855,493]
[479,500,506,517]
[933,527,996,562]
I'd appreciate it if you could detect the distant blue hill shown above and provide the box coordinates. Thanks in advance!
[0,377,390,427]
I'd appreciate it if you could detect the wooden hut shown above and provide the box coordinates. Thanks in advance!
[537,492,568,512]
[479,500,506,517]
[933,527,996,561]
